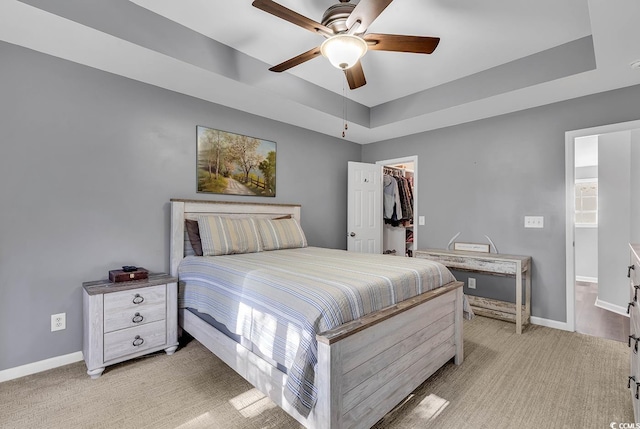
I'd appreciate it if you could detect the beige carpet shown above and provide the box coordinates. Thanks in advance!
[0,317,632,429]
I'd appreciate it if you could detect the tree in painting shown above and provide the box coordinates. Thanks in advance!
[259,150,276,195]
[197,126,276,197]
[201,128,227,180]
[229,134,261,184]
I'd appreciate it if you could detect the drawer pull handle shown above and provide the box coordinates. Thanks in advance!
[635,285,640,302]
[132,294,144,304]
[628,301,636,314]
[630,335,639,353]
[132,335,144,347]
[132,313,144,324]
[629,265,636,278]
[631,378,640,399]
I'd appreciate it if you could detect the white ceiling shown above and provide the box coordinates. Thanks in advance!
[2,0,640,143]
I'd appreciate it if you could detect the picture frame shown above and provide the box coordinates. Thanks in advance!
[196,126,276,197]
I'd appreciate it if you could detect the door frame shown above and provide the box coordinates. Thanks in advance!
[376,155,418,255]
[565,119,640,332]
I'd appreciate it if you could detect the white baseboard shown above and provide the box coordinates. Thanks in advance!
[595,298,630,317]
[530,316,571,331]
[576,276,598,283]
[0,351,83,383]
[0,309,614,383]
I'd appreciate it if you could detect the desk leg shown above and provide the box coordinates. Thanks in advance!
[516,261,523,334]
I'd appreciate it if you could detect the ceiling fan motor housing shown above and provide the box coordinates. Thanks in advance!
[321,3,357,33]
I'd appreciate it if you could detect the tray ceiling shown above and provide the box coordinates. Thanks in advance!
[3,0,640,143]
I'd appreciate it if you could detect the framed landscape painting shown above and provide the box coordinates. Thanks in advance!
[196,126,276,197]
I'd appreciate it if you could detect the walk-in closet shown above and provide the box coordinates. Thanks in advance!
[382,162,414,256]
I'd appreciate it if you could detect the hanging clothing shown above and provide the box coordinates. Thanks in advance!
[396,175,413,222]
[383,173,416,225]
[383,175,403,222]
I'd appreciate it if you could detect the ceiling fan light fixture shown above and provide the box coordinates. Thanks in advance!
[320,34,368,70]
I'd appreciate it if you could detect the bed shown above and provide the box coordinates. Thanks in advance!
[170,199,465,429]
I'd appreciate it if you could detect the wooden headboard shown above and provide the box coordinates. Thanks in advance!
[169,199,302,276]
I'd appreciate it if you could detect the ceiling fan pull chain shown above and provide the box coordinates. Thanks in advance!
[342,77,347,138]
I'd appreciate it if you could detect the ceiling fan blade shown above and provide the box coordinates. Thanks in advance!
[252,0,334,37]
[364,33,440,54]
[346,0,393,33]
[269,46,322,72]
[344,61,366,89]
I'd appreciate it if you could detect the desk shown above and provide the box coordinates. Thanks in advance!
[415,249,532,334]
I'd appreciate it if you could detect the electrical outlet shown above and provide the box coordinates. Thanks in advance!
[51,313,66,332]
[468,278,476,289]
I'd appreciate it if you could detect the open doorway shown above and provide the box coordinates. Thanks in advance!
[573,135,626,340]
[377,156,418,257]
[566,120,640,341]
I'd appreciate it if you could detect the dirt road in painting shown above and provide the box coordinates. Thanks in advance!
[224,178,255,195]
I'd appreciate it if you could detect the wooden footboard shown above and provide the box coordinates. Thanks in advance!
[179,280,464,429]
[314,281,463,429]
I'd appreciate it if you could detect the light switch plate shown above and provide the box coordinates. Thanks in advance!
[524,216,544,228]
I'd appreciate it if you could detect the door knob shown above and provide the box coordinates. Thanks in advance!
[349,232,356,237]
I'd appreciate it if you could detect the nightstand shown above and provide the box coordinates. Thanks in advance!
[82,273,179,379]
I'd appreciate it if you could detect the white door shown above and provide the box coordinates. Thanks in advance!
[347,161,383,253]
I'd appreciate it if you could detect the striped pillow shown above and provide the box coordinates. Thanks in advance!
[256,218,307,250]
[197,216,262,256]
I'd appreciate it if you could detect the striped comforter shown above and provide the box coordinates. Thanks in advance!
[178,246,456,417]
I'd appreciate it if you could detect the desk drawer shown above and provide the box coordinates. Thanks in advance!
[414,251,519,276]
[104,320,166,362]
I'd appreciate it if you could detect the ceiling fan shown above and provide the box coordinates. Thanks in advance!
[251,0,440,90]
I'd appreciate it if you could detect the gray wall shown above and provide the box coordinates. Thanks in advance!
[598,131,631,309]
[4,39,640,372]
[0,42,360,371]
[362,84,640,322]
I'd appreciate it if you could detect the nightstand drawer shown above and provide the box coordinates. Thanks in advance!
[104,284,166,314]
[104,303,166,333]
[104,320,166,362]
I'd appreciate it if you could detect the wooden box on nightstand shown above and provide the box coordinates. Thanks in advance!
[82,273,179,379]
